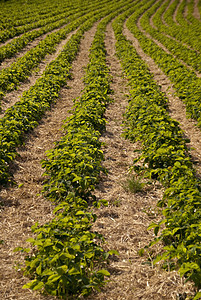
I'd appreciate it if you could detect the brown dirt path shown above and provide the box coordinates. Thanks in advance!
[0,22,98,300]
[0,29,78,119]
[123,22,201,176]
[88,22,194,300]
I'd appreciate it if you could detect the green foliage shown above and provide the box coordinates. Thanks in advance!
[0,10,99,99]
[15,3,138,297]
[139,0,201,73]
[112,8,201,297]
[126,2,201,128]
[0,12,97,185]
[21,196,110,298]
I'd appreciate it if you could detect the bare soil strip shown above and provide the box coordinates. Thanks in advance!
[194,0,201,19]
[0,23,98,300]
[0,29,78,119]
[137,11,201,77]
[0,23,69,71]
[88,22,194,300]
[123,23,201,177]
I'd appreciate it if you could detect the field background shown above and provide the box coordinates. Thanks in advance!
[0,0,200,299]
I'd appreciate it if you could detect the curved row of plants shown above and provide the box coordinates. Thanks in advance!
[153,0,201,52]
[0,9,102,186]
[0,0,109,31]
[180,0,201,26]
[0,0,110,63]
[126,4,201,129]
[152,0,200,53]
[0,0,81,34]
[0,7,88,64]
[0,2,71,30]
[0,0,132,186]
[0,5,78,43]
[174,0,189,25]
[161,0,201,52]
[113,9,201,300]
[139,0,201,73]
[15,7,133,298]
[0,8,103,101]
[0,0,57,30]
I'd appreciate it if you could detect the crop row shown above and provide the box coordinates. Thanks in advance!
[159,0,201,52]
[0,1,78,31]
[125,2,201,129]
[113,8,201,300]
[0,2,105,64]
[0,10,99,186]
[177,0,201,26]
[16,4,134,297]
[0,8,104,102]
[0,0,109,31]
[0,0,133,185]
[139,0,201,73]
[152,0,200,53]
[0,0,110,44]
[0,0,79,31]
[0,7,78,43]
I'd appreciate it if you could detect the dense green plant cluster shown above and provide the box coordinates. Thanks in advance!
[0,0,103,34]
[0,9,80,63]
[161,0,201,52]
[139,0,201,73]
[18,194,112,297]
[0,0,73,31]
[0,9,101,99]
[0,0,107,63]
[126,1,201,129]
[113,10,201,299]
[17,7,134,297]
[0,11,101,185]
[0,0,134,186]
[0,7,75,43]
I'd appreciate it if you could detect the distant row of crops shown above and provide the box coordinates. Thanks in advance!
[0,0,201,298]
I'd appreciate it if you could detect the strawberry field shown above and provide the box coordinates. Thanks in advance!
[0,0,201,299]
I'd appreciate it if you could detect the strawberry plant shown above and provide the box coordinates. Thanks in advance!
[113,10,201,299]
[16,4,137,297]
[126,1,201,129]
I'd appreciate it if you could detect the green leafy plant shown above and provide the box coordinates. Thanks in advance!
[112,9,201,299]
[15,3,139,297]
